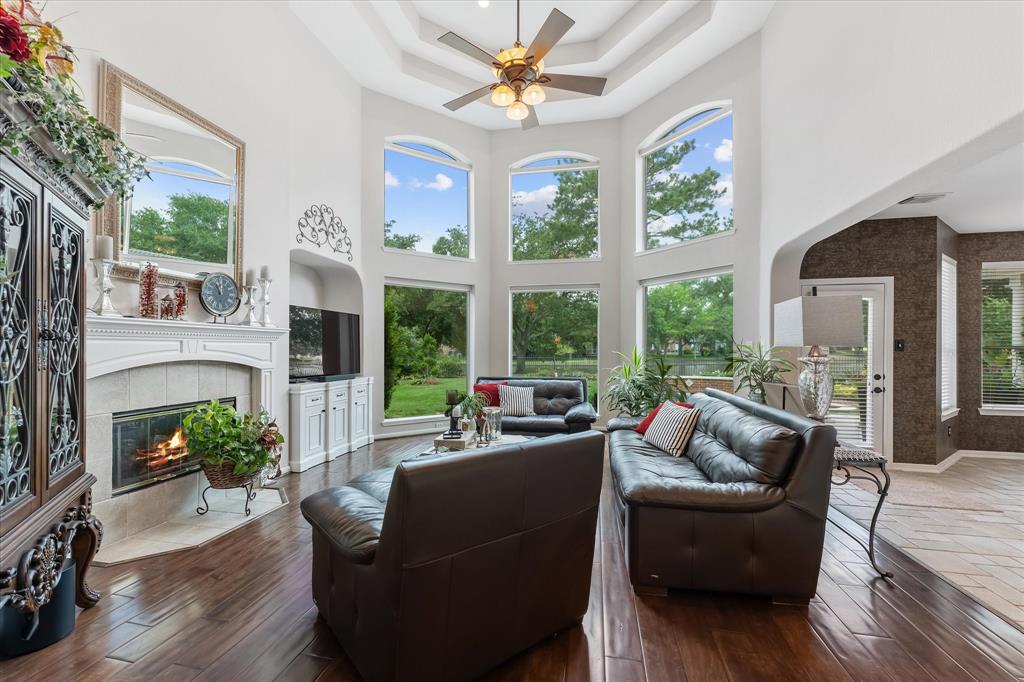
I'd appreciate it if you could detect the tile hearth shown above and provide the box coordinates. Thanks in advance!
[94,486,287,566]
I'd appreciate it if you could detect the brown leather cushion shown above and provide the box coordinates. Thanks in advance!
[609,429,784,512]
[686,393,800,485]
[300,486,385,564]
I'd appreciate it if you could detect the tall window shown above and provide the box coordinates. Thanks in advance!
[510,155,599,261]
[510,289,599,406]
[940,255,958,417]
[384,140,470,257]
[125,158,235,265]
[981,263,1024,409]
[643,272,734,378]
[640,108,733,251]
[384,283,469,419]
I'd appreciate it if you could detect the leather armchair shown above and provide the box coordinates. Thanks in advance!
[301,430,606,681]
[609,389,836,602]
[475,376,596,435]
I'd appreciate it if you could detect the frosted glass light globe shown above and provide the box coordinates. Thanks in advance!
[490,84,515,107]
[522,83,546,105]
[506,100,529,121]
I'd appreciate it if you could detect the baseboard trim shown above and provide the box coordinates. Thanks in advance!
[889,449,1024,473]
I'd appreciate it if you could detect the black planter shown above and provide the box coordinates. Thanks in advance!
[0,560,77,658]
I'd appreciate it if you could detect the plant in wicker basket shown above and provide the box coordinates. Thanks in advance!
[182,400,284,488]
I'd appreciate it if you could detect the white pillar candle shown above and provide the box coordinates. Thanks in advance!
[245,268,255,286]
[260,265,270,280]
[96,234,114,261]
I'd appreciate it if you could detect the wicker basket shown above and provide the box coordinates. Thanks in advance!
[199,460,257,490]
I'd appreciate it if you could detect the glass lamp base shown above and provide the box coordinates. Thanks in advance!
[798,356,833,420]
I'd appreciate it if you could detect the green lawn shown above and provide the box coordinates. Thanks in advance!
[385,377,467,419]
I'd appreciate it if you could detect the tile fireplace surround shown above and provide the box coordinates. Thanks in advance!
[85,316,287,550]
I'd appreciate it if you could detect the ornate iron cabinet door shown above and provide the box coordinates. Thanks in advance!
[0,163,40,532]
[40,193,86,501]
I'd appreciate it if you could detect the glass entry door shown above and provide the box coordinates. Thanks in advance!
[801,282,888,456]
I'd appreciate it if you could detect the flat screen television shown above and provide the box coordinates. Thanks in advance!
[289,305,360,382]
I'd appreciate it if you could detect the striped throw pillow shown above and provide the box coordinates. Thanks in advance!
[643,401,701,457]
[499,384,535,417]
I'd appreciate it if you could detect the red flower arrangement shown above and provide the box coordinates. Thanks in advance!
[0,6,30,63]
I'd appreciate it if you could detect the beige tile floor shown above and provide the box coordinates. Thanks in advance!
[830,456,1024,628]
[94,487,287,566]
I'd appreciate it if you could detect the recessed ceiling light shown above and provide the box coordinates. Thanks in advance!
[477,0,490,7]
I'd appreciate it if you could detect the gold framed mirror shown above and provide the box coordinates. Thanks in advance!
[98,60,245,285]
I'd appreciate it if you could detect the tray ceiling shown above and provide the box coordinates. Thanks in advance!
[289,0,774,130]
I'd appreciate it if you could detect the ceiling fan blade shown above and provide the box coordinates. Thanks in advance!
[526,9,574,64]
[438,31,496,68]
[443,85,494,112]
[543,73,607,96]
[521,105,539,131]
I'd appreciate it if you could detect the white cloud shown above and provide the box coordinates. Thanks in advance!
[410,172,454,191]
[715,175,733,210]
[512,184,557,212]
[714,138,733,163]
[384,170,400,187]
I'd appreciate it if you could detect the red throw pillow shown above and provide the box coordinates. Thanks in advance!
[635,401,694,435]
[473,381,507,408]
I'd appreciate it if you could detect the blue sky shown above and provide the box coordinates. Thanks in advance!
[511,170,565,219]
[132,170,230,217]
[384,149,469,252]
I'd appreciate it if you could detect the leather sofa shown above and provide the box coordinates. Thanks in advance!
[300,430,605,681]
[609,389,836,602]
[474,376,597,435]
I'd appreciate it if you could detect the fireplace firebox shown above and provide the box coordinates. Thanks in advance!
[111,398,236,496]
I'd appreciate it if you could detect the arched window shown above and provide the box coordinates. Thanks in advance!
[384,138,471,258]
[510,153,599,261]
[639,106,733,251]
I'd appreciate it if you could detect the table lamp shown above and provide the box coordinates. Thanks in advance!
[773,295,864,420]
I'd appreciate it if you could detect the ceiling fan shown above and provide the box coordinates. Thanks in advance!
[438,0,608,130]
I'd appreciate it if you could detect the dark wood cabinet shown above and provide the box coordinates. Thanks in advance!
[0,85,104,618]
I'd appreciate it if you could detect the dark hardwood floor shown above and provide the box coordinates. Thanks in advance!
[4,435,1024,681]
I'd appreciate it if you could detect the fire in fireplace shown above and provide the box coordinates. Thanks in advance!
[111,398,236,495]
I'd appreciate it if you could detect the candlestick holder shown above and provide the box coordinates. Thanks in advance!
[240,284,259,326]
[258,277,273,327]
[88,259,123,317]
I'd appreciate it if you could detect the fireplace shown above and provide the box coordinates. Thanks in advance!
[111,398,235,496]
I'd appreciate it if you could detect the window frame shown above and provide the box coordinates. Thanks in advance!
[508,152,601,264]
[638,267,735,372]
[940,255,958,420]
[383,138,475,261]
[979,260,1024,416]
[507,284,601,409]
[122,155,238,268]
[381,277,475,425]
[637,105,735,254]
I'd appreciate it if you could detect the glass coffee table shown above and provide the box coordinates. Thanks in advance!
[407,433,535,459]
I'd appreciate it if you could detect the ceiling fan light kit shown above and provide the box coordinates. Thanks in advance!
[439,0,607,129]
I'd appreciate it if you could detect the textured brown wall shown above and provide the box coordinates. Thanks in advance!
[957,232,1024,451]
[801,218,939,464]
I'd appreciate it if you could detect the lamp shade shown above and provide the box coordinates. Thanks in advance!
[773,295,864,348]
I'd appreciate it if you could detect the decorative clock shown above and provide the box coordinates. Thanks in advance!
[199,272,241,322]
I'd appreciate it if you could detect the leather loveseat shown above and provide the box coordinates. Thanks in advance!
[474,376,597,436]
[609,389,836,602]
[300,430,605,681]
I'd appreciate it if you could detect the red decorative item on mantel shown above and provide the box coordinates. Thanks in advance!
[138,262,159,318]
[173,281,188,319]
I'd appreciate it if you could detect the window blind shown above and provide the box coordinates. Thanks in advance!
[981,265,1024,407]
[940,256,957,413]
[827,298,874,449]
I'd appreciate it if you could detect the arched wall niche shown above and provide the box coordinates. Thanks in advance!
[289,248,364,315]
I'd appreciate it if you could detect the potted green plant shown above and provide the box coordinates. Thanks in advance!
[604,346,689,416]
[182,400,285,489]
[457,391,491,432]
[726,342,795,404]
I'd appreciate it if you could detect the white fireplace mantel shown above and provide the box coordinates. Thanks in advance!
[86,314,288,413]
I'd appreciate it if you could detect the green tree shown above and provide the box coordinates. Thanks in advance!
[383,289,400,409]
[384,219,421,250]
[512,168,598,260]
[644,138,729,249]
[511,290,598,373]
[645,275,733,359]
[432,225,469,257]
[129,192,230,263]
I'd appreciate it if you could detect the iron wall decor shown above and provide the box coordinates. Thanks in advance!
[296,204,353,261]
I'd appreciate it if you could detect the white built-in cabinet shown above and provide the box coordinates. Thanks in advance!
[288,377,374,472]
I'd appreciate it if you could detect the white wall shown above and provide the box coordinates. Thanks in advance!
[761,0,1024,314]
[360,90,492,438]
[59,0,363,447]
